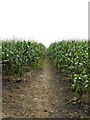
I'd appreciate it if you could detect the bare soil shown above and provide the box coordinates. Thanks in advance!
[2,59,90,118]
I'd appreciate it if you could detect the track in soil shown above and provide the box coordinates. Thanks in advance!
[2,59,90,118]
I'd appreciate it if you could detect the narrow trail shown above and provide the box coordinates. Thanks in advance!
[2,59,89,118]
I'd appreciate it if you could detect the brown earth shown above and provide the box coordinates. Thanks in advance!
[2,59,90,118]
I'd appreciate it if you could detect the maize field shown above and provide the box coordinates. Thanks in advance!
[48,40,90,99]
[2,40,90,98]
[2,40,46,77]
[2,40,90,118]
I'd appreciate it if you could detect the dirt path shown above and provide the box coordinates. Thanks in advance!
[2,59,90,118]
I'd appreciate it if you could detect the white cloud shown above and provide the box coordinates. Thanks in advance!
[0,0,89,47]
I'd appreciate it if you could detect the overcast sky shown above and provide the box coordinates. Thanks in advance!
[0,0,89,47]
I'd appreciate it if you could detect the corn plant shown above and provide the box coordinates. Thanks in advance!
[2,40,46,77]
[48,40,90,99]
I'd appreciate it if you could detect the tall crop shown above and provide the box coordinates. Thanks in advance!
[48,40,90,99]
[2,40,46,77]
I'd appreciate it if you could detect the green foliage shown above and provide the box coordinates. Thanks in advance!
[48,40,90,98]
[2,40,46,76]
